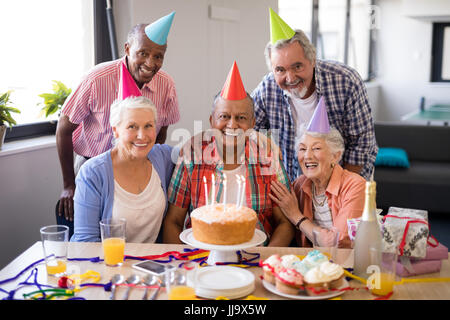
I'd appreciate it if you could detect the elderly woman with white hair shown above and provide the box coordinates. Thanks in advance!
[270,127,365,248]
[71,96,175,242]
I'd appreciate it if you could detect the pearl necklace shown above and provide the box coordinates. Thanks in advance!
[312,184,327,207]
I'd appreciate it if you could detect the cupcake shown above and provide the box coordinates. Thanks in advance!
[302,250,329,268]
[281,254,301,269]
[260,254,282,284]
[319,261,345,289]
[303,261,345,296]
[303,266,331,296]
[291,250,328,276]
[275,267,304,295]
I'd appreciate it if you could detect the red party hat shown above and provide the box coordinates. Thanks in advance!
[118,62,142,100]
[220,61,247,100]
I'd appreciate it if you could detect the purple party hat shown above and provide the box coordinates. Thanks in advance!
[307,96,331,133]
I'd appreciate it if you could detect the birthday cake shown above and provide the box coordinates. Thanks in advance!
[190,203,257,245]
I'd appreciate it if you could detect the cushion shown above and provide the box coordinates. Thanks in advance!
[375,147,410,168]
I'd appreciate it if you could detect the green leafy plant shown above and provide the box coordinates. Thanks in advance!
[0,90,21,127]
[38,80,72,118]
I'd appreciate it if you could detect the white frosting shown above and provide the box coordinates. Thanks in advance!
[263,254,282,272]
[319,261,344,279]
[281,255,301,269]
[191,203,257,224]
[304,267,331,284]
[304,262,344,283]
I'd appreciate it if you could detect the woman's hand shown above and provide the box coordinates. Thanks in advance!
[269,180,302,225]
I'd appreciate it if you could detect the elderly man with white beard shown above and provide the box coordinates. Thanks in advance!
[251,9,378,182]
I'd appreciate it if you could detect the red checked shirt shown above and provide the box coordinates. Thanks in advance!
[62,57,180,158]
[168,131,290,239]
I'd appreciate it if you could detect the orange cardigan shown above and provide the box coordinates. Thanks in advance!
[293,164,365,248]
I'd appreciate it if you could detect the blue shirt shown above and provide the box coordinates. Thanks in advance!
[71,144,176,242]
[251,59,378,181]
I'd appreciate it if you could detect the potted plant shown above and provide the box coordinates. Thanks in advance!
[0,90,21,150]
[37,80,72,118]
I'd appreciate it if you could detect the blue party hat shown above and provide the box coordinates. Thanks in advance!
[307,96,331,133]
[145,11,175,45]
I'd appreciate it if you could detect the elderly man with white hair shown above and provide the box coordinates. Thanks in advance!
[71,96,175,243]
[251,10,377,182]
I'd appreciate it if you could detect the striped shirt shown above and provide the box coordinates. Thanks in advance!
[251,59,378,181]
[62,57,180,157]
[168,131,290,239]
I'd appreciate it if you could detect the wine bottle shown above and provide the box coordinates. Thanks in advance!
[353,181,382,278]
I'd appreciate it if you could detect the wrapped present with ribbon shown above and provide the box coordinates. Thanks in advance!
[395,242,447,277]
[382,207,438,259]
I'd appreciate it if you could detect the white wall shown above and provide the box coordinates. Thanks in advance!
[0,142,61,269]
[375,0,450,121]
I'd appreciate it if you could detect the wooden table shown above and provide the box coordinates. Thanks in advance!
[1,242,449,300]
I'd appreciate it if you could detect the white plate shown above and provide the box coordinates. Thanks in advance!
[180,228,267,251]
[262,279,349,300]
[188,266,255,299]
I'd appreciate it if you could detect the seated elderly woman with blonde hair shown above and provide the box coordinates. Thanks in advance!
[71,96,175,242]
[270,124,366,248]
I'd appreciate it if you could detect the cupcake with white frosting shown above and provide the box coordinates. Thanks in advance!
[260,254,282,284]
[281,254,301,269]
[304,261,345,296]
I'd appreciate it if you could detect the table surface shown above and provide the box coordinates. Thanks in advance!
[1,241,449,300]
[402,104,450,123]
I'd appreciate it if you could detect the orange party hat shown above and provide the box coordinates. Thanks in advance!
[220,61,247,100]
[118,62,142,100]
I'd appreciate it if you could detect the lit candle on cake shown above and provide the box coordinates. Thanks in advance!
[211,173,215,205]
[222,173,227,208]
[203,176,209,206]
[235,174,241,207]
[239,175,246,208]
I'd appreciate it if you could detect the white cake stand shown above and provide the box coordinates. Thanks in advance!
[179,229,267,265]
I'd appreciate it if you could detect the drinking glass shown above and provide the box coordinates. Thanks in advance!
[312,226,339,262]
[165,262,197,300]
[368,246,398,296]
[40,225,69,276]
[100,218,126,267]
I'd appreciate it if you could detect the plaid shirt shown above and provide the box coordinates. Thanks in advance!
[251,59,378,181]
[168,131,290,239]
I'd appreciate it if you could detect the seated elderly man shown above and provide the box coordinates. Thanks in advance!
[163,62,295,246]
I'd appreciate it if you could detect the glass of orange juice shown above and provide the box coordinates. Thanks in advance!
[368,247,398,296]
[165,262,197,300]
[40,225,69,276]
[100,219,126,267]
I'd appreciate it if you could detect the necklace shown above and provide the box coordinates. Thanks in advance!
[312,184,327,207]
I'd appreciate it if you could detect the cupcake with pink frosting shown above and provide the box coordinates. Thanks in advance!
[260,254,282,284]
[275,267,304,295]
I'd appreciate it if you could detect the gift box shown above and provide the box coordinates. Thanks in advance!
[382,207,430,259]
[413,242,448,262]
[396,258,442,277]
[396,243,447,276]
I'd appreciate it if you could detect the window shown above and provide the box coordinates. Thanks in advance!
[0,0,94,139]
[278,0,376,81]
[431,22,450,83]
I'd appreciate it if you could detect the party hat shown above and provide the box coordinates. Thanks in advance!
[145,11,175,45]
[220,61,247,100]
[269,7,295,44]
[118,62,142,100]
[307,96,331,133]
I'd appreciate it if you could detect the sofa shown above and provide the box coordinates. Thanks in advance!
[374,122,450,214]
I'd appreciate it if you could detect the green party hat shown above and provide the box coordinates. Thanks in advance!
[269,7,295,44]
